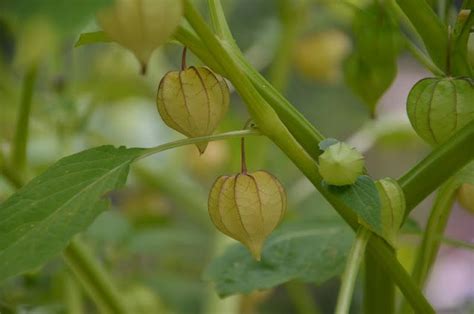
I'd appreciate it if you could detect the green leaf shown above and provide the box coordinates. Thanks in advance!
[324,176,382,235]
[204,218,353,297]
[75,31,112,47]
[344,4,399,115]
[0,145,143,282]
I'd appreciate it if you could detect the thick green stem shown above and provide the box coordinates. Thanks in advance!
[364,248,395,314]
[399,121,474,217]
[400,180,457,314]
[63,239,129,314]
[11,64,38,174]
[183,2,434,312]
[335,227,371,314]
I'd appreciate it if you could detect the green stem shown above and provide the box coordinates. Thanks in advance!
[335,227,371,314]
[63,239,129,314]
[364,248,395,314]
[403,38,445,76]
[11,64,38,174]
[396,0,448,70]
[285,281,322,314]
[63,272,84,314]
[139,129,261,160]
[183,2,434,312]
[269,0,306,92]
[207,0,235,43]
[400,180,457,314]
[399,120,474,217]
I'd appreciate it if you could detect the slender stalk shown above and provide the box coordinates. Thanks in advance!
[335,227,371,314]
[400,180,457,314]
[396,0,448,70]
[403,38,445,76]
[183,2,434,312]
[63,239,129,314]
[11,64,38,173]
[241,137,247,174]
[139,129,261,160]
[181,46,188,70]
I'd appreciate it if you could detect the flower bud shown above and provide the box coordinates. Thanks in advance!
[458,183,474,213]
[319,142,364,186]
[97,0,183,72]
[157,66,229,153]
[407,77,474,145]
[208,171,287,260]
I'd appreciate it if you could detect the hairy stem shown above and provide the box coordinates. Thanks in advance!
[335,227,371,314]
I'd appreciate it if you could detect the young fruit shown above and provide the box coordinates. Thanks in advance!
[318,142,365,186]
[208,171,287,260]
[156,66,229,153]
[97,0,183,73]
[458,183,474,213]
[407,77,474,145]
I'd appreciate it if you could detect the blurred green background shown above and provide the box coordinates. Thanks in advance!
[1,0,473,313]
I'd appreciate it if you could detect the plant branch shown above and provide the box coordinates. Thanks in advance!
[139,129,261,160]
[364,248,395,314]
[403,38,445,76]
[396,0,448,70]
[183,2,434,312]
[335,227,371,314]
[63,239,129,314]
[399,180,457,314]
[399,121,474,216]
[11,64,38,174]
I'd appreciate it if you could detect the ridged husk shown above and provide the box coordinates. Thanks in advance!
[97,0,183,71]
[208,171,287,260]
[318,142,364,186]
[375,178,405,246]
[157,66,229,153]
[407,77,474,145]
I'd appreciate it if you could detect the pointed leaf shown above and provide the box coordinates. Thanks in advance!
[0,145,143,282]
[204,218,352,297]
[324,175,382,235]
